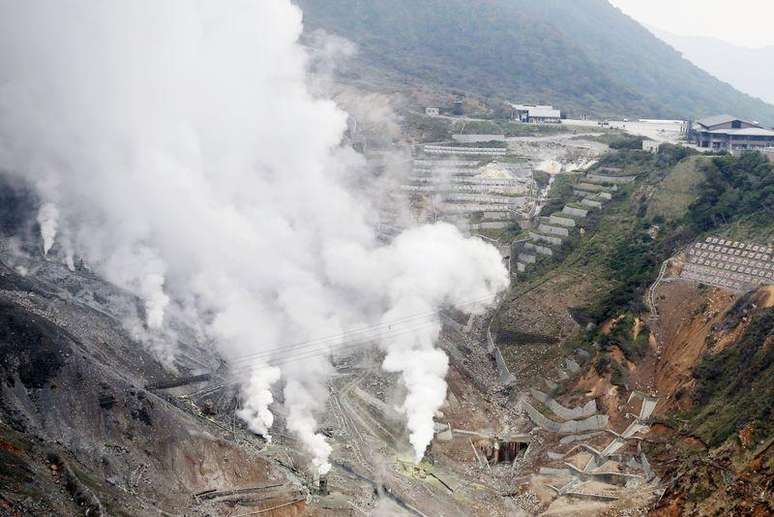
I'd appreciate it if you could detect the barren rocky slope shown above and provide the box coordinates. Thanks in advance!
[1,144,772,516]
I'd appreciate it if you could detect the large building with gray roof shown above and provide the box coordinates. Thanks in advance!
[692,114,774,151]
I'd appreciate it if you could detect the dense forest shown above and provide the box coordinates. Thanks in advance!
[296,0,774,124]
[687,152,774,232]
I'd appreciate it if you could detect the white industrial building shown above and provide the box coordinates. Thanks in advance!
[510,103,562,124]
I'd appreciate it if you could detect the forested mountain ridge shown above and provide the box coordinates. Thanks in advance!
[295,0,774,124]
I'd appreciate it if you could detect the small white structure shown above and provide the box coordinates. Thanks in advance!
[425,107,440,117]
[510,103,562,124]
[642,140,659,153]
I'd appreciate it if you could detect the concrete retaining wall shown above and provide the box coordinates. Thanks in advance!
[530,232,563,246]
[487,325,515,385]
[486,328,516,384]
[522,400,608,434]
[424,145,508,156]
[530,389,598,420]
[494,347,515,385]
[585,174,637,184]
[549,216,576,228]
[538,224,570,237]
[562,206,588,218]
[486,325,496,354]
[564,414,609,434]
[525,242,553,256]
[470,222,511,230]
[559,432,606,445]
[581,199,603,209]
[482,211,514,219]
[575,183,605,192]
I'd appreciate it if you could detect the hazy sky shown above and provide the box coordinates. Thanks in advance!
[610,0,774,48]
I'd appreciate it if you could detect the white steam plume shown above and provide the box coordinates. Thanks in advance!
[237,365,282,441]
[36,202,58,256]
[0,1,508,471]
[325,224,509,460]
[284,374,333,475]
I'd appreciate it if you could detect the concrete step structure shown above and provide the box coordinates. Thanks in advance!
[530,231,564,246]
[562,206,589,218]
[530,389,598,420]
[575,178,620,192]
[538,224,570,237]
[525,242,554,256]
[581,198,603,209]
[574,183,607,193]
[518,253,537,264]
[468,221,512,230]
[585,173,637,185]
[521,399,609,434]
[423,145,509,156]
[581,192,607,201]
[549,215,577,228]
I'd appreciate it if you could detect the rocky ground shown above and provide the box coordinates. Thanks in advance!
[0,249,310,516]
[0,235,664,516]
[2,131,770,516]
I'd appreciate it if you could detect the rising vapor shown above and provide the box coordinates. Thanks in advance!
[0,0,508,471]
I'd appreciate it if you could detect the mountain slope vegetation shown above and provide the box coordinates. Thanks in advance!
[296,0,774,124]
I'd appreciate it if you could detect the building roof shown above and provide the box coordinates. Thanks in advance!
[529,107,561,119]
[510,103,554,111]
[696,114,761,129]
[708,127,774,137]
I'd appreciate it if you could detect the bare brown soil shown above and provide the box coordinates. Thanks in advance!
[648,282,736,414]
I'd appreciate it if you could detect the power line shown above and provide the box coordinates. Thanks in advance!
[229,315,440,368]
[229,318,442,375]
[178,320,442,397]
[204,319,447,399]
[167,292,501,398]
[226,293,498,364]
[184,300,494,396]
[226,294,494,364]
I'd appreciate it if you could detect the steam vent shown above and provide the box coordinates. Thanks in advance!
[1,1,773,516]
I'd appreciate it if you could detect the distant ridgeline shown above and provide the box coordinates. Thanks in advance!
[296,0,774,124]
